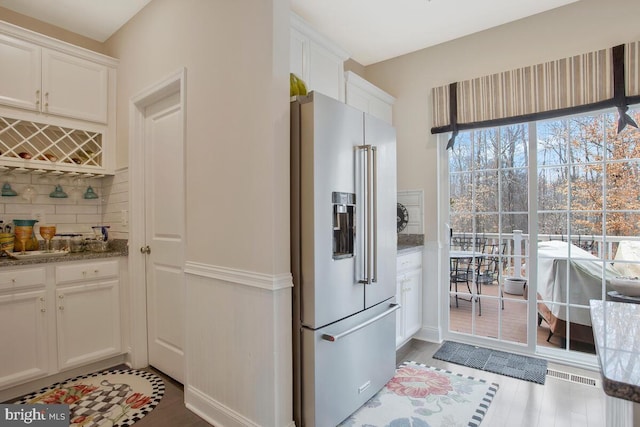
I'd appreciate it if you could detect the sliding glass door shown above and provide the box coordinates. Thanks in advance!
[448,124,530,347]
[446,106,640,358]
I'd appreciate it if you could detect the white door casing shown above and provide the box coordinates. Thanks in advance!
[128,69,186,382]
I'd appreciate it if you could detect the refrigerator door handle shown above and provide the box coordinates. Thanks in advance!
[357,144,372,284]
[371,145,378,283]
[321,303,400,342]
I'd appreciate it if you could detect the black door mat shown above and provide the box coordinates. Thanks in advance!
[432,340,547,385]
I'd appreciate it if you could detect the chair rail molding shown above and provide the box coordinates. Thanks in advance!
[184,261,293,291]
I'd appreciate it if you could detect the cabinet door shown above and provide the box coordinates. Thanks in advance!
[290,27,307,80]
[368,97,393,125]
[345,71,394,124]
[42,48,108,123]
[308,42,344,101]
[345,82,371,116]
[0,34,41,112]
[402,268,422,338]
[56,280,121,370]
[0,289,49,388]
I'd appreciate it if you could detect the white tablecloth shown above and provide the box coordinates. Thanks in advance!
[613,240,640,278]
[537,241,620,326]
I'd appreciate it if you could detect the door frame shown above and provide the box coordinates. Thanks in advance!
[128,68,187,369]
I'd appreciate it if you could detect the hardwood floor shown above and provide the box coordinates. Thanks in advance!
[134,367,212,427]
[3,350,608,427]
[396,340,606,427]
[147,340,606,427]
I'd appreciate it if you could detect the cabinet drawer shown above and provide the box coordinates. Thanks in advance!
[396,250,422,272]
[0,267,46,291]
[55,260,118,284]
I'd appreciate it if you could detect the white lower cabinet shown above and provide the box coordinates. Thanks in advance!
[55,260,121,370]
[0,259,122,391]
[56,279,120,370]
[0,288,49,388]
[396,250,423,348]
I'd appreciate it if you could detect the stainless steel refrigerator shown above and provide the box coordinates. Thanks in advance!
[291,91,398,427]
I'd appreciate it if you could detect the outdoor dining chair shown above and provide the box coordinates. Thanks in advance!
[450,255,482,315]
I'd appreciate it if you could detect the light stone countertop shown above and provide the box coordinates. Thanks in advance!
[590,300,640,403]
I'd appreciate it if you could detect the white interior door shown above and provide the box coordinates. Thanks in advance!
[144,89,185,383]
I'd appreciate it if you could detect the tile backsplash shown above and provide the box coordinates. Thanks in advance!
[398,189,424,235]
[0,167,129,239]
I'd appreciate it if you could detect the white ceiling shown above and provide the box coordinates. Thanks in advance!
[0,0,578,65]
[292,0,580,66]
[0,0,152,42]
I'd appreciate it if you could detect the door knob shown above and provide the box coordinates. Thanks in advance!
[140,245,151,254]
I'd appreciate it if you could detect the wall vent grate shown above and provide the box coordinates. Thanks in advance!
[546,368,598,387]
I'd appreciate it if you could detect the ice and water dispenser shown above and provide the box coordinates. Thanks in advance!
[332,192,355,259]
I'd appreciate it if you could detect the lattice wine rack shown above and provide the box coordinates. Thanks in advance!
[0,116,105,176]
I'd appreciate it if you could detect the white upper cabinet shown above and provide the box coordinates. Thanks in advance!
[42,48,108,123]
[0,35,110,124]
[0,33,41,112]
[290,13,350,102]
[0,22,117,174]
[345,71,395,125]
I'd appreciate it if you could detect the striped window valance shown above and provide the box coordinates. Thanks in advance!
[432,41,640,148]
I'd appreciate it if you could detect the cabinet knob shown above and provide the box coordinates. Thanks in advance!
[41,308,46,312]
[94,269,99,274]
[140,245,151,254]
[59,306,64,311]
[58,295,64,299]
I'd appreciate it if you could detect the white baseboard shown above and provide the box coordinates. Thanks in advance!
[413,326,442,343]
[185,384,295,427]
[186,385,261,427]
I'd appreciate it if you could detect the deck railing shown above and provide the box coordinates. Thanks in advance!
[450,231,640,281]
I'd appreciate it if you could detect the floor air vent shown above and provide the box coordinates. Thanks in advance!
[546,368,599,387]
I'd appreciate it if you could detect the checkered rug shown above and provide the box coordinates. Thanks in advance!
[433,341,548,384]
[14,368,164,426]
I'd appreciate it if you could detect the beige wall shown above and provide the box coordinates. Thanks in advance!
[364,0,640,243]
[363,0,640,343]
[105,0,290,274]
[344,58,365,77]
[104,1,292,425]
[0,6,106,53]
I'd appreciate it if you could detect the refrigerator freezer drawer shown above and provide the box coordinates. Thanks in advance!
[301,301,398,427]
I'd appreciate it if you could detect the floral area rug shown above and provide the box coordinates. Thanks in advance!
[338,361,498,427]
[14,368,164,427]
